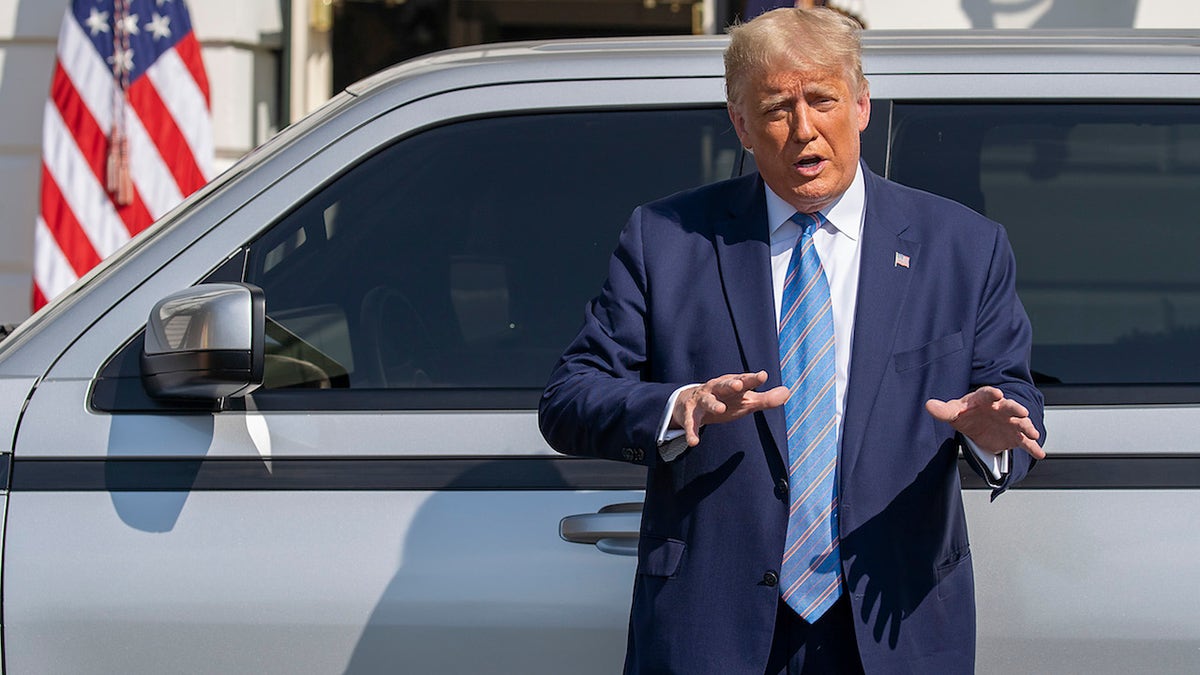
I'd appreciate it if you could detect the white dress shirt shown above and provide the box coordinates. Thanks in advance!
[657,165,1008,480]
[765,163,865,434]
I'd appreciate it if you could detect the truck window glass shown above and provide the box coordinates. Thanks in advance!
[245,109,741,394]
[889,103,1200,396]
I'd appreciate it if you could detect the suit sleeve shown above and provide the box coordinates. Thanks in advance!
[538,207,679,466]
[968,224,1046,496]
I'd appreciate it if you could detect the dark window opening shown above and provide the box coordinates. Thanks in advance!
[331,0,708,92]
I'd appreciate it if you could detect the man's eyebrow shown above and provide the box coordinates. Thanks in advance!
[804,82,841,98]
[757,93,791,110]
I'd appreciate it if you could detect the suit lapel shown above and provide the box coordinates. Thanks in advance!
[840,171,920,481]
[713,176,788,462]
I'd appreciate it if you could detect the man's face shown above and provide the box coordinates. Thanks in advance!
[729,63,870,214]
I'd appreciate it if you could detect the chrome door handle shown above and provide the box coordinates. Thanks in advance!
[560,502,642,556]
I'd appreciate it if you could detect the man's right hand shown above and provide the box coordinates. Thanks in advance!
[670,371,790,447]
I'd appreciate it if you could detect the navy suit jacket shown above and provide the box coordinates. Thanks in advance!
[539,167,1045,674]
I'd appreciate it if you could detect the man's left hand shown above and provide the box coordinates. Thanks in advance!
[925,386,1045,460]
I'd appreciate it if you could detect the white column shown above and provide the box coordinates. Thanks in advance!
[289,0,333,124]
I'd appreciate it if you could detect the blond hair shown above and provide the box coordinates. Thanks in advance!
[724,7,865,105]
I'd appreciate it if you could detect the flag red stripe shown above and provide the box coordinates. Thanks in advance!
[49,63,106,184]
[127,76,207,196]
[40,164,103,277]
[32,283,47,311]
[173,32,210,107]
[113,176,155,238]
[117,192,155,237]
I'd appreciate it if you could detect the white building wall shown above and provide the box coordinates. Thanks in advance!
[188,2,286,171]
[0,2,57,326]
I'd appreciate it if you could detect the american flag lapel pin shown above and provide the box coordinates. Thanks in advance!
[894,252,911,268]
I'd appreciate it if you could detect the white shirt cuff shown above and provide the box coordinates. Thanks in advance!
[963,435,1010,482]
[656,384,698,462]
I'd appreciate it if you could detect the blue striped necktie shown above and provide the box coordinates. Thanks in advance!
[778,211,842,621]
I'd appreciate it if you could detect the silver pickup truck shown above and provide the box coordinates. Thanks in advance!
[0,30,1197,674]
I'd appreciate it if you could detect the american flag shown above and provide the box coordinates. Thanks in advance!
[34,0,213,310]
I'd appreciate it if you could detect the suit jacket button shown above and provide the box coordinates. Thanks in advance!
[774,478,789,499]
[762,570,779,587]
[622,448,636,461]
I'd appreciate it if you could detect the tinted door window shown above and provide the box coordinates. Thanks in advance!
[889,103,1200,396]
[245,109,741,401]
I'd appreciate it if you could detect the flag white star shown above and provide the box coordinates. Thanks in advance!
[108,46,135,76]
[120,13,140,36]
[145,13,172,40]
[85,8,110,36]
[157,0,175,6]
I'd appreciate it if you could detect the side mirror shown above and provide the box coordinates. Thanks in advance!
[141,283,265,400]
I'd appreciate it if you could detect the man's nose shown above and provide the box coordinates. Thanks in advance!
[791,105,818,142]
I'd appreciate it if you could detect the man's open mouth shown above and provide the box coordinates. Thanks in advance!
[796,157,823,168]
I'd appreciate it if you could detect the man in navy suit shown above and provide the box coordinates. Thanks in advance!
[540,7,1045,673]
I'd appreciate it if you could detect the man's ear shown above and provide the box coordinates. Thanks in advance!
[728,103,751,150]
[855,82,871,133]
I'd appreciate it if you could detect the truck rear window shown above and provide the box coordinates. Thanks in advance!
[889,103,1200,402]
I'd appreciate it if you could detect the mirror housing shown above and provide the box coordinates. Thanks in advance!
[141,283,265,400]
